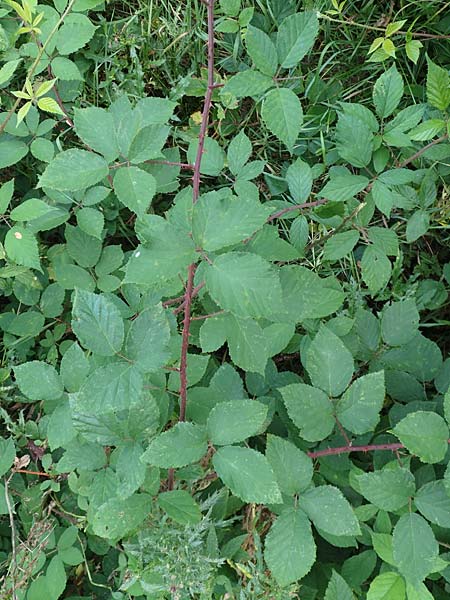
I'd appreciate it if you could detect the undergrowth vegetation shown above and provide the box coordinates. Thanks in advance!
[1,0,450,598]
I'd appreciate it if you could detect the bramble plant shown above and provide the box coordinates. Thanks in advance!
[1,0,450,597]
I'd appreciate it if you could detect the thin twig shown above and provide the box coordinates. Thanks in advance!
[398,134,448,168]
[267,198,327,222]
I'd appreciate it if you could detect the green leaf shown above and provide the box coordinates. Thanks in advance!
[336,371,385,434]
[187,137,225,176]
[264,508,316,586]
[223,70,273,98]
[207,399,268,445]
[48,400,76,450]
[324,570,354,600]
[246,25,278,76]
[426,56,450,111]
[125,216,196,285]
[319,174,369,202]
[158,490,202,525]
[409,119,446,141]
[219,0,240,16]
[367,572,406,600]
[192,189,269,251]
[128,124,171,163]
[405,582,434,600]
[10,199,52,222]
[0,179,14,214]
[56,13,96,55]
[361,246,391,295]
[213,446,282,504]
[92,494,151,540]
[336,112,373,167]
[261,87,303,151]
[76,362,143,415]
[60,342,89,393]
[392,513,438,584]
[305,325,354,397]
[393,411,449,463]
[225,314,270,375]
[0,59,21,85]
[116,441,146,498]
[14,360,63,401]
[141,423,207,468]
[77,207,104,240]
[276,11,319,68]
[285,158,312,203]
[279,266,345,321]
[356,465,415,510]
[281,383,334,442]
[373,65,404,118]
[73,107,119,162]
[266,434,313,495]
[51,56,83,80]
[323,230,359,261]
[227,130,252,175]
[381,299,419,346]
[114,166,156,218]
[124,304,170,373]
[168,354,210,391]
[0,438,15,478]
[406,210,429,243]
[415,481,450,528]
[38,149,109,191]
[0,139,28,169]
[205,252,283,319]
[72,289,124,356]
[5,226,41,270]
[299,485,361,536]
[46,556,66,599]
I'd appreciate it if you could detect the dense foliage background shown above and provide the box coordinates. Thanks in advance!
[1,0,450,598]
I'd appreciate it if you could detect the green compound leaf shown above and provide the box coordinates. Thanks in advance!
[205,252,284,320]
[265,434,313,495]
[92,494,151,540]
[381,299,419,346]
[158,490,202,525]
[356,465,415,511]
[38,149,109,191]
[73,107,119,162]
[5,226,41,271]
[114,166,156,218]
[207,399,268,445]
[264,508,316,586]
[393,411,449,464]
[141,423,207,468]
[304,325,354,397]
[246,25,278,76]
[281,383,334,442]
[276,11,319,68]
[392,513,438,585]
[319,174,369,202]
[336,371,385,434]
[299,485,361,537]
[373,65,404,118]
[14,360,63,401]
[261,87,303,151]
[192,189,270,251]
[72,289,124,356]
[213,446,282,504]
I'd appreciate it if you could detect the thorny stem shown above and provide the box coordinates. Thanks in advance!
[168,0,216,490]
[267,199,328,222]
[308,442,405,459]
[398,134,449,168]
